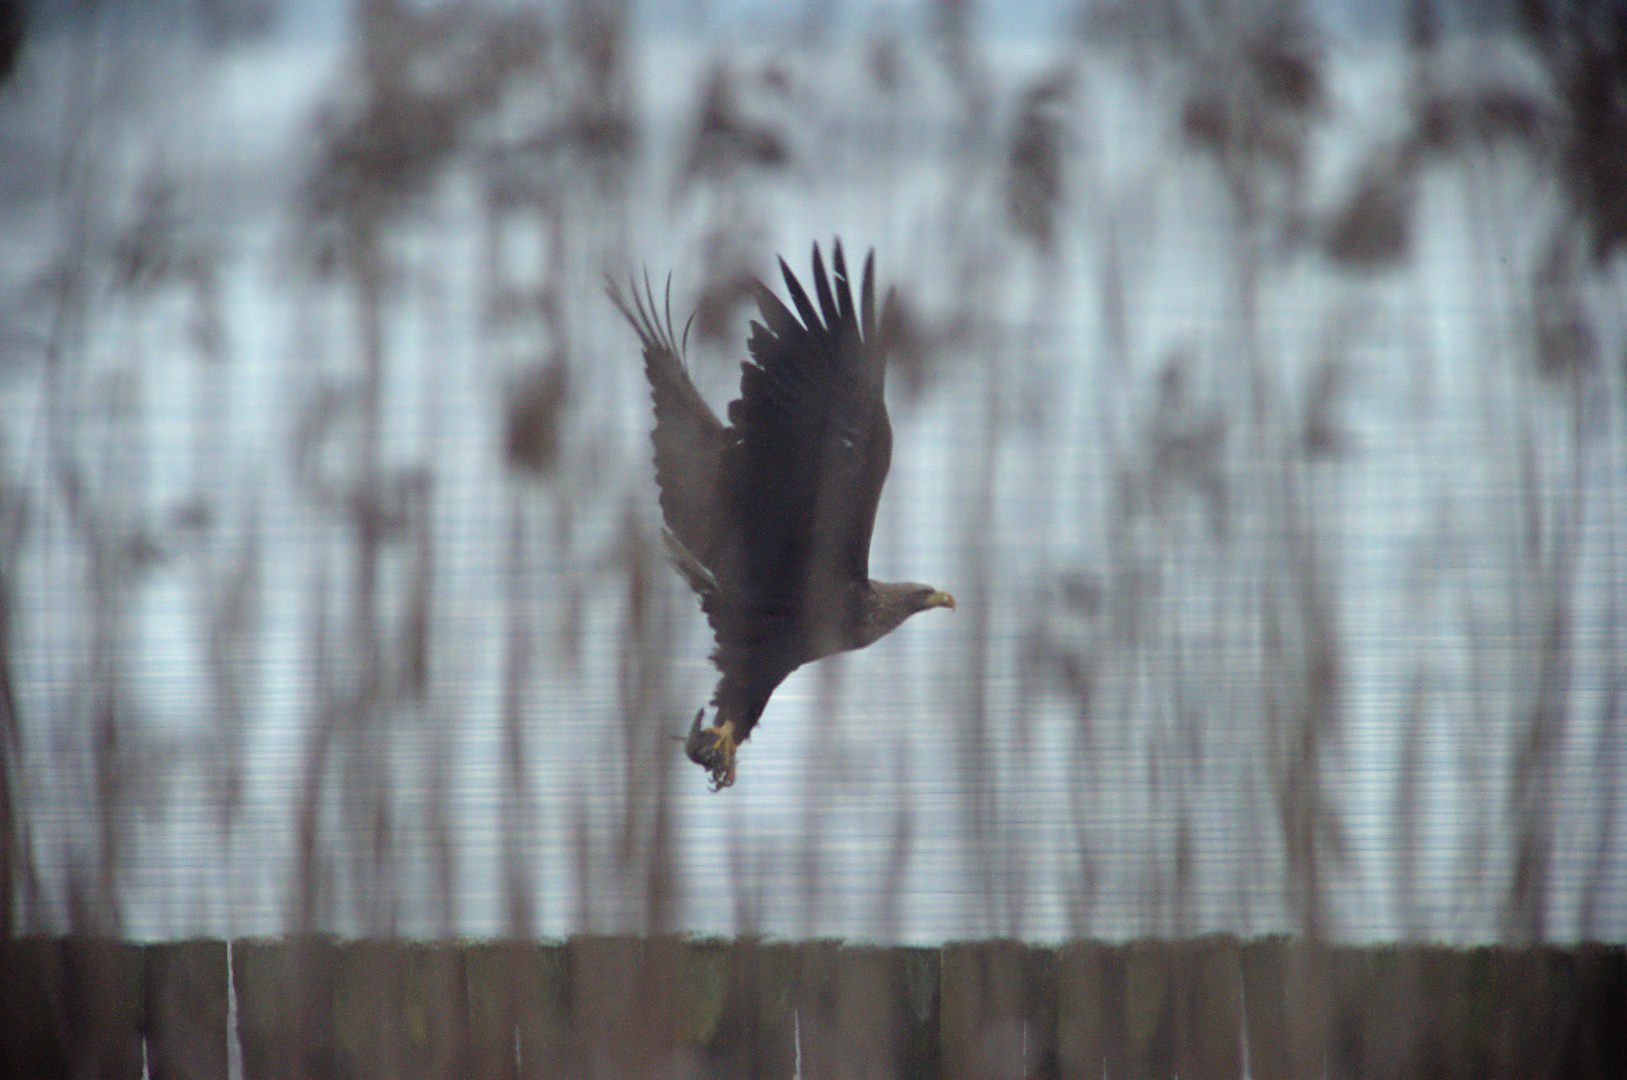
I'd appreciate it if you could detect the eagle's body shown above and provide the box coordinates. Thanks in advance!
[611,242,953,789]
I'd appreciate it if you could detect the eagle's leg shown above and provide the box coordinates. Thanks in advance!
[684,710,737,790]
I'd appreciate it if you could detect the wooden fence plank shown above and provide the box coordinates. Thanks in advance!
[400,941,472,1080]
[1119,940,1174,1080]
[1056,942,1112,1080]
[676,938,732,1049]
[1569,944,1627,1079]
[1410,946,1473,1080]
[646,934,704,1072]
[1492,943,1627,1080]
[1284,940,1332,1080]
[899,946,943,1079]
[690,937,796,1079]
[330,939,402,1080]
[797,941,933,1080]
[60,937,147,1080]
[794,941,877,1080]
[0,936,70,1079]
[145,938,228,1080]
[464,940,566,1080]
[1240,937,1288,1080]
[233,935,340,1080]
[941,940,1055,1080]
[848,944,923,1078]
[1173,936,1243,1080]
[1240,937,1336,1080]
[1326,945,1415,1080]
[565,934,643,1075]
[567,933,722,1076]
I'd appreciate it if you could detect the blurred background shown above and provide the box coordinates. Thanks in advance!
[0,0,1622,947]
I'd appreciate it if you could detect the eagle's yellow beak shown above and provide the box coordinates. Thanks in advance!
[928,590,956,610]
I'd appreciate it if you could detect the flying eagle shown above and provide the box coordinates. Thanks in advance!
[610,242,955,789]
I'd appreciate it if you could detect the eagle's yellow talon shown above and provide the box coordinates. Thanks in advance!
[685,716,737,791]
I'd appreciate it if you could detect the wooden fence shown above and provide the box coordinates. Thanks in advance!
[1,936,1621,1078]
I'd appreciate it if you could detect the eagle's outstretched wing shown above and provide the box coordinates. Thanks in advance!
[723,242,891,611]
[607,273,724,580]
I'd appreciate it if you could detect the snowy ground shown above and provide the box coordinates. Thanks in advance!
[1,11,1623,944]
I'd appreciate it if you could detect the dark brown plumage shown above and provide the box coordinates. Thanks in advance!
[610,242,954,789]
